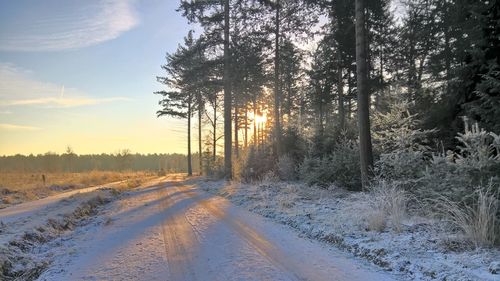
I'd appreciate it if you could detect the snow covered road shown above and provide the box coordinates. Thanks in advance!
[39,175,397,281]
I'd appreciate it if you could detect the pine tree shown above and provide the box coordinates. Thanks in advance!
[155,31,205,176]
[355,0,374,190]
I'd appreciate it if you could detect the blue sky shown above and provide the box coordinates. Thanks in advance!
[0,0,194,155]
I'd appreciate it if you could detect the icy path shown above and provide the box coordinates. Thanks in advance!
[39,175,398,281]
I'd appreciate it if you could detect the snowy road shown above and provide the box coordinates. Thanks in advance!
[40,175,397,281]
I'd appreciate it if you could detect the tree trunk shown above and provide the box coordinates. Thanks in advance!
[444,29,451,94]
[274,0,282,158]
[348,66,353,119]
[234,100,239,158]
[337,52,345,131]
[198,93,203,175]
[336,15,345,131]
[213,98,217,162]
[355,0,373,190]
[257,122,260,149]
[187,96,193,176]
[286,79,292,118]
[244,107,248,148]
[223,0,232,178]
[319,101,324,136]
[408,34,417,98]
[253,98,257,147]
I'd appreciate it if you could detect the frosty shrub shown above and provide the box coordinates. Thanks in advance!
[373,101,433,188]
[454,122,500,175]
[277,154,296,181]
[420,153,461,199]
[281,126,307,164]
[261,170,279,184]
[311,121,358,157]
[422,121,500,201]
[298,156,320,184]
[329,141,361,190]
[299,140,360,189]
[239,146,275,182]
[376,151,426,183]
[202,149,225,179]
[232,150,248,182]
[436,183,499,247]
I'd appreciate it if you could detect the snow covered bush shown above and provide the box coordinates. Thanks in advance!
[454,122,500,179]
[376,151,426,183]
[422,121,500,201]
[261,171,279,183]
[299,139,360,189]
[277,154,297,181]
[372,101,433,189]
[372,102,432,154]
[232,150,248,182]
[202,149,225,178]
[239,146,275,182]
[298,156,320,184]
[281,126,306,164]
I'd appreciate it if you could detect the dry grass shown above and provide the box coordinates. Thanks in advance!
[276,184,299,211]
[369,181,409,233]
[0,171,156,208]
[367,209,387,232]
[338,181,409,233]
[436,184,499,248]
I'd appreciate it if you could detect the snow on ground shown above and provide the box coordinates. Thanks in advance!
[197,179,500,281]
[6,174,493,281]
[0,181,122,225]
[36,174,396,281]
[0,177,166,280]
[0,188,115,280]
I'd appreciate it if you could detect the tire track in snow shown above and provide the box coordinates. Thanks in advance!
[167,183,313,281]
[157,176,213,281]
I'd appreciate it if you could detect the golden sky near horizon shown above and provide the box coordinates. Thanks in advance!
[0,0,195,156]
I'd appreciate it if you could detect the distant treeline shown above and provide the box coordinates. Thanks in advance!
[0,150,200,173]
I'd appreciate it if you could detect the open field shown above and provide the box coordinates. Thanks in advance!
[0,171,158,209]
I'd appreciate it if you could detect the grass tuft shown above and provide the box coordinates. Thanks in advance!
[436,183,499,248]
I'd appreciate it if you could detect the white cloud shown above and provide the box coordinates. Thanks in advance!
[0,63,131,108]
[0,0,139,51]
[0,123,42,131]
[0,97,131,108]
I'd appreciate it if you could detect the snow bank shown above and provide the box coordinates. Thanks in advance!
[0,190,115,281]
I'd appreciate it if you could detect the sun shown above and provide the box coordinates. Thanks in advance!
[254,114,267,124]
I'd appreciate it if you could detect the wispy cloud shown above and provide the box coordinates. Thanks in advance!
[0,123,42,131]
[0,110,12,114]
[0,97,131,108]
[0,0,139,51]
[0,63,131,108]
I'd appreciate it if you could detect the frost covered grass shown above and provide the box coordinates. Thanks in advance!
[199,179,500,280]
[435,184,499,248]
[0,191,114,281]
[0,171,156,208]
[368,181,409,233]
